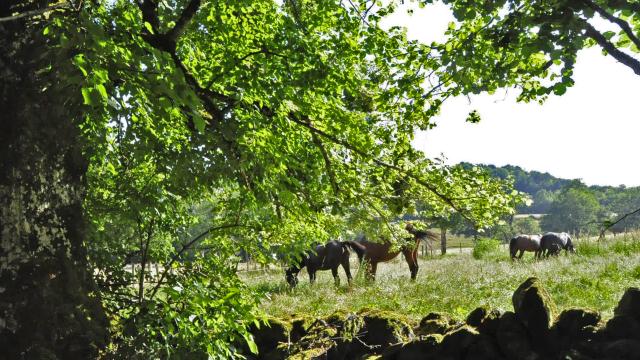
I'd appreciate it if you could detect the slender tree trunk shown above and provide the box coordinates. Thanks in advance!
[440,226,447,255]
[0,3,107,358]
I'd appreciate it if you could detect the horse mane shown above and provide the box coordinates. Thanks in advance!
[412,229,438,242]
[342,241,366,262]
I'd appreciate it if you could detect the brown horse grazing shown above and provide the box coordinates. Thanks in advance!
[509,234,542,260]
[285,241,352,287]
[344,223,437,280]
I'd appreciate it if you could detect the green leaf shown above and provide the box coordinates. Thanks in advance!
[192,113,205,133]
[144,21,154,34]
[81,87,92,105]
[95,84,108,100]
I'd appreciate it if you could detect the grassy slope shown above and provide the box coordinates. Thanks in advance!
[243,234,640,323]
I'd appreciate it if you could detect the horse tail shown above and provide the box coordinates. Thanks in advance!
[509,237,517,258]
[343,241,366,262]
[427,230,438,243]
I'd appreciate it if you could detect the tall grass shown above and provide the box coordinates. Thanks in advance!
[243,234,640,323]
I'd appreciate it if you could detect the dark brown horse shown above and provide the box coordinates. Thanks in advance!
[509,234,542,260]
[345,223,437,280]
[285,240,352,287]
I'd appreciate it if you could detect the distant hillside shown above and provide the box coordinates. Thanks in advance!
[459,162,639,215]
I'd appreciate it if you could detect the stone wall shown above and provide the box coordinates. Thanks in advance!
[243,277,640,359]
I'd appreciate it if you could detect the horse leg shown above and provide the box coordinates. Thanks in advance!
[342,259,353,286]
[403,250,418,280]
[368,262,377,281]
[309,269,316,284]
[412,249,419,279]
[331,267,340,286]
[518,250,524,259]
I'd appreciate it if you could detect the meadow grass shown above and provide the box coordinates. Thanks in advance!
[243,233,640,324]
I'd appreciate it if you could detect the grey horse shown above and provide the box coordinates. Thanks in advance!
[539,232,575,257]
[285,241,352,287]
[509,234,542,260]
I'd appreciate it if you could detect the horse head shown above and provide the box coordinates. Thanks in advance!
[285,257,306,287]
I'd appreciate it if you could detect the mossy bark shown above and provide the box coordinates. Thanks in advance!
[0,3,108,358]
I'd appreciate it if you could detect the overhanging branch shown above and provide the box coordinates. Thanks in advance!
[582,0,640,51]
[165,0,201,43]
[0,2,70,23]
[147,223,242,301]
[287,113,469,220]
[582,19,640,76]
[599,206,640,240]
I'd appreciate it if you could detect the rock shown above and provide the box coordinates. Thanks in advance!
[438,325,480,358]
[289,316,343,360]
[614,288,640,321]
[464,335,505,360]
[341,310,413,358]
[290,317,311,343]
[466,307,489,327]
[553,308,601,349]
[603,339,640,359]
[496,312,538,360]
[466,307,501,336]
[512,277,556,352]
[604,315,640,341]
[417,312,455,336]
[247,318,291,359]
[381,335,441,360]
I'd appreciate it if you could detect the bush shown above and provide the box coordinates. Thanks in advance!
[611,239,640,256]
[472,238,502,260]
[575,241,603,257]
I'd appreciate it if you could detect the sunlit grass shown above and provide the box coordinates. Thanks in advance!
[243,234,640,324]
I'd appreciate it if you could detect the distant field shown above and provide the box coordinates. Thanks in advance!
[243,233,640,323]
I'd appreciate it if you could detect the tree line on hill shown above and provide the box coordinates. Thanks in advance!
[459,163,640,240]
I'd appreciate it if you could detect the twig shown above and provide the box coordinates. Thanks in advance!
[599,207,640,240]
[0,2,70,23]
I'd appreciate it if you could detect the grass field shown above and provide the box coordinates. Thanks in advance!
[243,233,640,323]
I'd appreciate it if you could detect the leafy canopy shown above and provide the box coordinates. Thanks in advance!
[32,0,533,357]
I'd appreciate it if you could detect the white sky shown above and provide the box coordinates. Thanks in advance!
[383,3,640,187]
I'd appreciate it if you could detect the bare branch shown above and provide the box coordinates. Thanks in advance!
[599,206,640,240]
[0,2,70,23]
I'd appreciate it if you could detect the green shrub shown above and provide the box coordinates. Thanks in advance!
[575,241,603,257]
[611,239,640,256]
[472,238,502,260]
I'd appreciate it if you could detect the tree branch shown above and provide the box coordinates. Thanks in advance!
[599,206,640,240]
[309,128,339,197]
[147,223,241,301]
[0,2,70,23]
[582,19,640,76]
[582,0,640,51]
[287,113,469,220]
[165,0,201,43]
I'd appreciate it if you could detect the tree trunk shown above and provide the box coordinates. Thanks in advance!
[440,226,447,255]
[0,3,107,358]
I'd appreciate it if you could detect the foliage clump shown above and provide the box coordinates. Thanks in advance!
[472,238,502,259]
